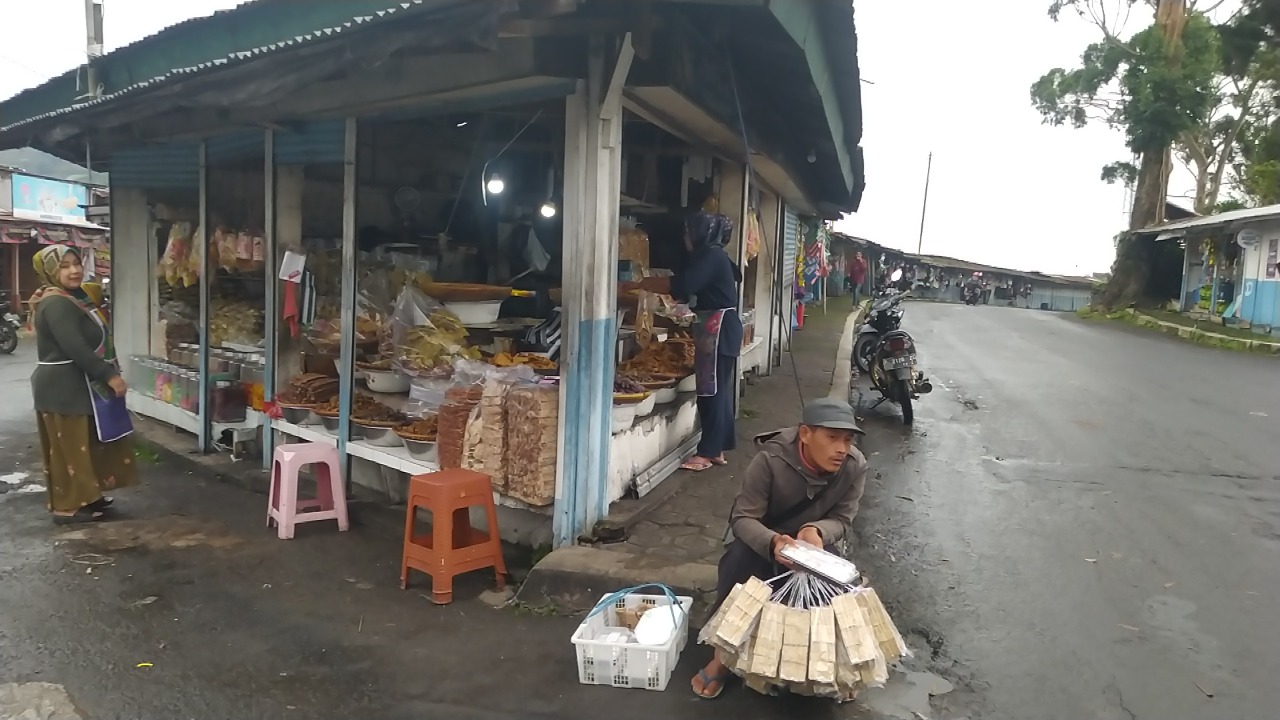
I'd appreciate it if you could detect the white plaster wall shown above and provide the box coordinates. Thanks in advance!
[606,397,698,503]
[110,188,153,366]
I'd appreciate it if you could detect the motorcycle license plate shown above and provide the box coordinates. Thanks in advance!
[882,354,915,370]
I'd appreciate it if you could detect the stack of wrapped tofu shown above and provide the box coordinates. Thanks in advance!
[698,575,911,701]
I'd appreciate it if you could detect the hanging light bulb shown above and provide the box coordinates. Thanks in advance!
[539,200,557,218]
[486,173,505,195]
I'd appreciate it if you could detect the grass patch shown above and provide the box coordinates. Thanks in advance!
[1142,309,1276,342]
[1089,308,1280,354]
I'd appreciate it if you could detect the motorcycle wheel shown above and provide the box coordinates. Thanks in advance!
[0,326,16,355]
[896,378,914,425]
[853,335,877,373]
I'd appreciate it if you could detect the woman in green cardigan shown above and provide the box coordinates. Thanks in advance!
[29,245,136,524]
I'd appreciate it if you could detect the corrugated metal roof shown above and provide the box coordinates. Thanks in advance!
[0,0,440,134]
[1138,203,1280,238]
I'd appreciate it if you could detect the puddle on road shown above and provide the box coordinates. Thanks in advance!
[860,669,954,719]
[56,516,243,552]
[0,471,45,495]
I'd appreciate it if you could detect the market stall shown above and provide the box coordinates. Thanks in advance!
[109,101,779,551]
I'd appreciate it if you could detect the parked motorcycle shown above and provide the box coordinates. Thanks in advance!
[0,291,20,355]
[865,330,932,424]
[963,283,981,305]
[853,283,906,373]
[849,274,932,424]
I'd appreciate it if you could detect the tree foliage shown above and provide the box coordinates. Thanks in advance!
[1222,1,1280,206]
[1033,1,1271,308]
[1031,6,1222,206]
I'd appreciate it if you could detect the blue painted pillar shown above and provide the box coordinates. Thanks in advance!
[1178,240,1191,312]
[1210,260,1220,316]
[196,141,211,452]
[336,118,358,474]
[262,129,277,469]
[555,35,631,546]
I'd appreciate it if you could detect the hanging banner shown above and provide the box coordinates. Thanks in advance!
[11,173,91,226]
[803,226,828,289]
[1268,238,1278,280]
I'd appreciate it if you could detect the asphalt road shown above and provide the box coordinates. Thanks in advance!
[849,302,1280,720]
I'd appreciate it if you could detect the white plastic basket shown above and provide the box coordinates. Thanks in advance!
[571,591,694,691]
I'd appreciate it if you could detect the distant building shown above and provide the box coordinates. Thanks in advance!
[0,167,109,311]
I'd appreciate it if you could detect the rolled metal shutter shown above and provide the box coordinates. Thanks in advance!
[206,130,265,163]
[108,144,199,189]
[274,120,346,165]
[782,206,799,292]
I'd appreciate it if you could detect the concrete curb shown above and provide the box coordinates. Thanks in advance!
[516,545,718,617]
[828,300,871,401]
[1116,309,1280,354]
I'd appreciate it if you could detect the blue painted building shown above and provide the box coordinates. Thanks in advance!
[1146,205,1280,334]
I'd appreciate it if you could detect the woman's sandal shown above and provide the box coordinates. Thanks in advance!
[710,457,728,466]
[692,668,732,699]
[681,459,713,472]
[87,497,114,511]
[52,507,107,525]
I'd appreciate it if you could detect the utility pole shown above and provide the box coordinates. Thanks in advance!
[82,0,104,100]
[916,151,933,255]
[83,0,104,175]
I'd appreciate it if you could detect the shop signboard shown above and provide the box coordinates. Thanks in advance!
[10,173,89,226]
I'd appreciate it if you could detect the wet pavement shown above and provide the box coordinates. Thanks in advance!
[0,329,861,720]
[852,303,1280,720]
[3,304,1279,719]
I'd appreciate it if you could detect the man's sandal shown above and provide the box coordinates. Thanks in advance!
[693,669,732,699]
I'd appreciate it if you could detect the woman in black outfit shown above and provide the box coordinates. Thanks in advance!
[672,212,743,472]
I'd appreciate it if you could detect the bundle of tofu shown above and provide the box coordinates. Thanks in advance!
[698,576,911,701]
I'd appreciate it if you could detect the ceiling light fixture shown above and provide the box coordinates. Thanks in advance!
[481,109,544,206]
[539,200,557,218]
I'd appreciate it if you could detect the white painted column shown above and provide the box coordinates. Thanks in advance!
[109,187,151,361]
[756,189,780,375]
[555,35,630,546]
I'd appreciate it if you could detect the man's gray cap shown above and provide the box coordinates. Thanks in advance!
[801,398,864,434]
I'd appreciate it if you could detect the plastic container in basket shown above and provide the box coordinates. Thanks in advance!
[571,585,693,691]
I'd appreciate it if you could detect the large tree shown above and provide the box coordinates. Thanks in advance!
[1223,0,1280,205]
[1032,0,1223,306]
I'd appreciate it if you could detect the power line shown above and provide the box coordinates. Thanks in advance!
[0,54,51,79]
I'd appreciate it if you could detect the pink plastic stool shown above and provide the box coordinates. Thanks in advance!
[267,442,349,540]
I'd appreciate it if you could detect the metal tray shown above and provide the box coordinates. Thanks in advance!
[779,543,861,586]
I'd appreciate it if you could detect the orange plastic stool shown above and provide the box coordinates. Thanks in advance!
[401,468,508,604]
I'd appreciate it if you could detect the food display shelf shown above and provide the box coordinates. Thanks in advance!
[269,419,549,515]
[128,393,263,435]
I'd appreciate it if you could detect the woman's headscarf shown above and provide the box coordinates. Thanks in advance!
[32,244,78,290]
[685,211,733,251]
[28,245,109,334]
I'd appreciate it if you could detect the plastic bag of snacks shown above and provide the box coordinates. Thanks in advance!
[387,285,480,379]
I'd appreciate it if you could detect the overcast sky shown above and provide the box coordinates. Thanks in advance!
[0,0,1226,276]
